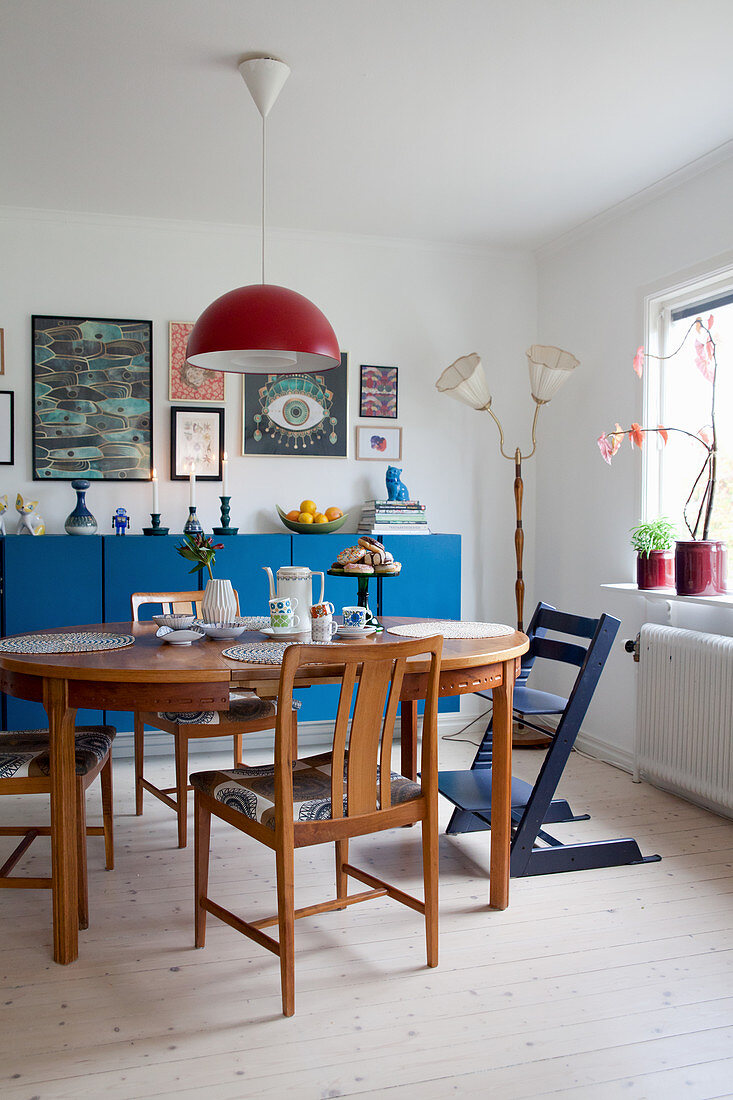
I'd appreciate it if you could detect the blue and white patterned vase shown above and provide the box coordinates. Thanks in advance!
[65,480,98,535]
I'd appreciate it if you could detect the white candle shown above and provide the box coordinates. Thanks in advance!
[189,465,196,508]
[152,467,159,513]
[222,451,229,496]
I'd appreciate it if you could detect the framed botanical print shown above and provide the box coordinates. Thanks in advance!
[355,424,402,461]
[0,390,13,464]
[242,352,349,457]
[170,405,223,480]
[168,321,225,403]
[32,315,153,480]
[359,364,398,418]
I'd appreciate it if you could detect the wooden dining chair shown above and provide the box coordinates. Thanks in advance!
[190,634,443,1017]
[131,590,280,848]
[0,725,115,929]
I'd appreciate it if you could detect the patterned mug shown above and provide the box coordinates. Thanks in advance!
[311,601,335,619]
[270,609,301,632]
[269,595,298,614]
[311,616,338,642]
[342,605,368,628]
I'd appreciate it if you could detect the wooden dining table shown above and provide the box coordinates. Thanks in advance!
[0,617,528,964]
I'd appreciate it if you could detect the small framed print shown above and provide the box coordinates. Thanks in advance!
[0,391,14,464]
[170,405,224,480]
[355,424,402,461]
[359,364,398,418]
[168,321,225,403]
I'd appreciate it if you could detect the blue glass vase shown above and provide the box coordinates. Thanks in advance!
[65,479,98,536]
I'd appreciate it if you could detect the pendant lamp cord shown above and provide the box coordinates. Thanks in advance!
[261,114,266,284]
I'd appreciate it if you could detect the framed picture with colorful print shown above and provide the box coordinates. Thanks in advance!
[242,352,349,457]
[0,390,13,464]
[355,424,402,461]
[32,315,153,480]
[359,364,398,418]
[170,405,224,481]
[168,321,225,403]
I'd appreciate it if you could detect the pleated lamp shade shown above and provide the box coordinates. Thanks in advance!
[186,284,341,375]
[526,344,579,403]
[435,353,492,410]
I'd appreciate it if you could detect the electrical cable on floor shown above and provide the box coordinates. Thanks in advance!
[440,707,493,746]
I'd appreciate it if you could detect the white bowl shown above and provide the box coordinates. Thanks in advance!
[197,621,247,640]
[152,613,196,631]
[155,626,204,645]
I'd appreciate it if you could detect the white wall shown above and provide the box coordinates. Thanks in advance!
[0,206,537,630]
[536,158,733,764]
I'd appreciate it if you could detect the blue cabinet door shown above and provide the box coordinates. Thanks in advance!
[216,534,292,613]
[290,534,351,722]
[381,534,462,714]
[103,535,197,623]
[2,534,104,729]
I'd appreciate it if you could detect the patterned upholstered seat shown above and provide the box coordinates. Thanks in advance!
[190,751,422,830]
[0,727,116,779]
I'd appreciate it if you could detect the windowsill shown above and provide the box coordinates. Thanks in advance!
[602,582,733,609]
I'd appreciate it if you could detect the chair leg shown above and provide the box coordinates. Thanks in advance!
[335,838,349,909]
[275,840,296,1017]
[174,730,190,849]
[233,733,243,768]
[100,754,114,871]
[422,806,439,968]
[75,779,89,931]
[133,714,145,816]
[194,792,211,949]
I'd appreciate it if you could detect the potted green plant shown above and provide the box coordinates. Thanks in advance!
[176,533,237,623]
[598,315,727,595]
[630,517,676,590]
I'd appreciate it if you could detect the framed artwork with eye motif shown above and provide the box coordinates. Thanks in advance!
[241,352,348,457]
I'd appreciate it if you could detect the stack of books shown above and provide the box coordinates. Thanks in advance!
[358,499,430,536]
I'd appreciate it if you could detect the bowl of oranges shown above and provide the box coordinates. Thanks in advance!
[276,501,348,535]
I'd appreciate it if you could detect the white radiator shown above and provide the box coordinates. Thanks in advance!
[636,623,733,818]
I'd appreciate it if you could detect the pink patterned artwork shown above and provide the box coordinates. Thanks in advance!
[359,364,398,418]
[168,321,225,403]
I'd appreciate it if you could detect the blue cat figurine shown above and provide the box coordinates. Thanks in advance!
[386,466,409,501]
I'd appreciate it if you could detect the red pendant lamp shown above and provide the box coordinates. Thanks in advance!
[187,57,340,375]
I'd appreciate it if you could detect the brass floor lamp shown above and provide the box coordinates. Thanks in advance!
[436,345,579,633]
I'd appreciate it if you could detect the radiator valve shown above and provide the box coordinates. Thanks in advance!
[624,635,640,662]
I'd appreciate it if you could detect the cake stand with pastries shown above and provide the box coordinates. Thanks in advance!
[327,537,402,632]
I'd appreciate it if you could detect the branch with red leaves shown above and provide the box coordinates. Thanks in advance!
[598,317,718,540]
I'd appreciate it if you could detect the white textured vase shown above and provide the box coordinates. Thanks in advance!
[201,578,237,624]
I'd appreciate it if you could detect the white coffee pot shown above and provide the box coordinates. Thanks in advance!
[263,565,325,628]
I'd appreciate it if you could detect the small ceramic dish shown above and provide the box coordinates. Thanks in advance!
[196,621,248,641]
[155,625,204,646]
[260,626,310,638]
[152,613,196,631]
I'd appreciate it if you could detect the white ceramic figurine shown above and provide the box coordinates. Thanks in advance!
[16,493,46,535]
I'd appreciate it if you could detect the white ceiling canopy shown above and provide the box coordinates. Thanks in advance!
[2,0,733,248]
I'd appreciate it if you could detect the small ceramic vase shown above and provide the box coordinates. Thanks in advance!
[201,578,237,623]
[65,480,98,535]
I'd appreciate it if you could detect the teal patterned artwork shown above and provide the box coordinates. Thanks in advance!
[32,315,153,480]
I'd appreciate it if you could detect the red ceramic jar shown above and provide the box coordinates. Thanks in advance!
[636,550,675,590]
[674,540,727,596]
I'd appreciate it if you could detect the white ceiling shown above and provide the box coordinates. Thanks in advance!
[2,0,733,249]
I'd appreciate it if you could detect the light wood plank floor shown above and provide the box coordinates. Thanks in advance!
[1,734,732,1100]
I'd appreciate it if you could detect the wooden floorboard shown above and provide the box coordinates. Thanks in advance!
[1,739,731,1098]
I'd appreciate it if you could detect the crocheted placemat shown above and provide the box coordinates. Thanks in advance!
[222,640,344,664]
[0,632,135,655]
[386,621,514,639]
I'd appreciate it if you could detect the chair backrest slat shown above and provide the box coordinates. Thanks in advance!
[379,657,407,810]
[534,607,598,639]
[330,662,357,819]
[347,659,393,816]
[531,636,588,667]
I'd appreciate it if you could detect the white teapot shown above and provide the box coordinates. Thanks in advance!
[263,565,325,629]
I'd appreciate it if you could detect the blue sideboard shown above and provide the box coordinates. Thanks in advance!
[0,535,105,728]
[0,532,461,730]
